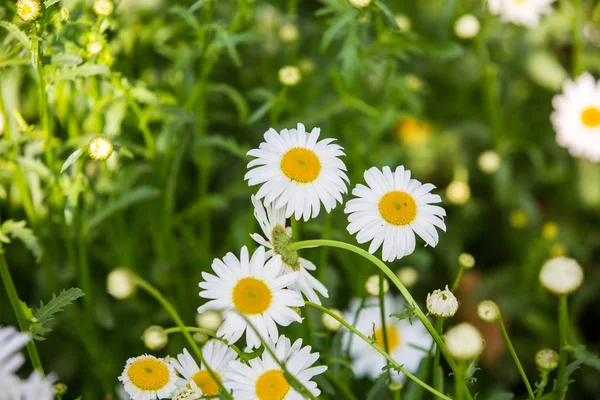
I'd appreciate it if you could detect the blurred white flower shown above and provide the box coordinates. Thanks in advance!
[365,274,389,296]
[488,0,555,27]
[454,14,480,39]
[88,136,113,161]
[119,355,178,400]
[444,323,484,361]
[394,14,411,32]
[278,66,302,86]
[349,0,372,9]
[107,268,136,299]
[196,310,223,332]
[93,0,114,16]
[279,23,299,43]
[446,180,470,205]
[322,309,343,331]
[539,256,584,295]
[397,267,419,287]
[142,326,168,351]
[478,151,501,174]
[426,286,458,318]
[477,300,500,322]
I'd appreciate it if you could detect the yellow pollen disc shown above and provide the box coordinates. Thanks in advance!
[232,277,272,315]
[255,370,291,400]
[280,148,321,183]
[375,325,402,352]
[191,370,220,396]
[379,191,417,226]
[127,358,170,391]
[581,107,600,128]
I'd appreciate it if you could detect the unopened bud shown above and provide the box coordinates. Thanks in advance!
[142,326,168,351]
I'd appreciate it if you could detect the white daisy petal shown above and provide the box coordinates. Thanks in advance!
[488,0,555,27]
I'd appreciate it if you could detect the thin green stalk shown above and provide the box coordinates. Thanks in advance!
[307,302,453,400]
[535,371,549,400]
[289,239,472,399]
[432,318,444,393]
[345,295,367,358]
[451,266,464,292]
[163,326,244,358]
[131,274,234,400]
[378,271,393,387]
[454,363,464,400]
[498,318,535,399]
[0,237,44,373]
[33,26,53,168]
[318,213,333,282]
[572,0,584,76]
[556,295,569,400]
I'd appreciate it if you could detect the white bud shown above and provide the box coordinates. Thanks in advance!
[196,310,223,331]
[142,326,168,351]
[394,14,411,32]
[397,267,418,288]
[446,181,471,205]
[539,257,584,295]
[535,349,560,371]
[444,322,484,361]
[279,23,299,43]
[349,0,371,9]
[88,136,113,161]
[454,15,480,39]
[106,268,135,300]
[93,0,114,17]
[322,308,343,331]
[278,66,302,86]
[478,151,501,174]
[426,286,458,318]
[477,300,500,323]
[365,274,389,296]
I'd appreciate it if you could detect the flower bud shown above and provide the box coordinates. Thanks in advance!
[88,136,113,161]
[477,300,500,323]
[107,268,135,300]
[539,256,584,295]
[394,14,411,33]
[510,210,528,228]
[278,66,302,86]
[349,0,371,9]
[322,308,343,331]
[193,332,209,344]
[459,253,475,269]
[53,383,68,396]
[478,151,501,174]
[93,0,114,17]
[542,222,559,240]
[535,349,559,371]
[142,326,168,351]
[444,322,484,361]
[195,310,223,332]
[388,382,403,392]
[59,7,71,21]
[397,267,418,288]
[365,274,389,296]
[446,181,471,205]
[454,15,480,39]
[16,0,41,22]
[278,23,299,43]
[426,286,458,318]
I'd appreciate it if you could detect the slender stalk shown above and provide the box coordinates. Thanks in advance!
[571,0,584,77]
[324,371,359,400]
[307,302,453,400]
[345,295,367,358]
[164,327,244,358]
[498,319,535,399]
[289,239,472,399]
[318,213,333,282]
[451,266,464,292]
[432,318,444,393]
[378,271,393,387]
[33,26,53,168]
[0,237,44,373]
[535,371,549,400]
[454,363,464,400]
[556,295,569,400]
[132,274,234,400]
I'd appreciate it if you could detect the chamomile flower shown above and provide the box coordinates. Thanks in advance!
[343,295,432,381]
[488,0,555,27]
[245,123,349,221]
[345,166,446,262]
[119,354,178,400]
[227,335,327,399]
[16,0,41,22]
[551,73,600,161]
[250,195,328,304]
[171,341,236,398]
[198,246,304,349]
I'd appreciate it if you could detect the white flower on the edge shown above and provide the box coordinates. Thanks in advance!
[345,166,446,262]
[227,335,327,399]
[251,195,329,304]
[0,326,55,400]
[551,72,600,161]
[342,295,432,382]
[118,354,178,400]
[245,123,349,221]
[198,246,304,350]
[170,341,236,398]
[488,0,555,27]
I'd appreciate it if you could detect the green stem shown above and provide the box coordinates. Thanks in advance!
[378,271,393,387]
[454,363,464,400]
[33,26,53,169]
[308,302,453,400]
[432,318,444,393]
[324,371,359,400]
[498,318,535,399]
[163,326,245,359]
[132,274,234,400]
[535,371,549,400]
[318,213,333,282]
[475,29,503,147]
[556,295,569,400]
[289,239,472,399]
[572,0,584,77]
[451,266,464,292]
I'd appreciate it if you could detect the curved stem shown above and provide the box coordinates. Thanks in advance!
[289,239,472,398]
[163,326,244,358]
[307,302,453,400]
[498,319,535,399]
[556,296,569,400]
[131,274,233,400]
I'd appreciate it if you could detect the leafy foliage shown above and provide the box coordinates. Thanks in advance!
[0,220,42,262]
[31,288,85,341]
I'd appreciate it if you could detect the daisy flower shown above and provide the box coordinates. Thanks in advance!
[345,166,446,262]
[226,335,327,399]
[250,195,328,304]
[488,0,555,27]
[551,73,600,161]
[245,123,349,221]
[118,354,179,400]
[198,246,304,349]
[343,295,432,381]
[170,341,236,398]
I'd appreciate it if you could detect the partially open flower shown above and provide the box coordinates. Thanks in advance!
[444,322,484,361]
[278,66,302,86]
[88,136,114,161]
[427,286,458,318]
[16,0,41,22]
[535,349,560,371]
[349,0,371,9]
[93,0,114,17]
[365,274,389,296]
[454,15,480,39]
[477,300,500,323]
[107,268,135,299]
[322,308,343,331]
[195,310,223,332]
[539,256,584,295]
[142,326,168,351]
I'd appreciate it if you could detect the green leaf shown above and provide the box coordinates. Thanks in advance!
[196,134,249,160]
[321,10,358,51]
[207,84,250,123]
[248,100,274,125]
[214,25,241,67]
[567,345,600,372]
[60,148,85,174]
[373,0,397,27]
[44,0,61,7]
[390,304,416,324]
[32,288,85,340]
[54,64,110,81]
[0,21,32,50]
[0,220,42,261]
[86,186,160,234]
[189,0,209,13]
[169,5,203,32]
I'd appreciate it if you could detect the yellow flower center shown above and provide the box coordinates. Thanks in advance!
[127,358,170,391]
[379,191,417,226]
[255,370,291,400]
[191,370,220,396]
[396,117,430,146]
[232,277,272,315]
[375,325,402,352]
[581,107,600,128]
[280,148,321,183]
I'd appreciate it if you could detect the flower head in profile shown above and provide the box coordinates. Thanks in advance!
[343,295,432,382]
[227,335,327,399]
[251,195,328,304]
[198,246,304,349]
[488,0,555,27]
[345,166,446,262]
[118,354,178,400]
[245,123,349,221]
[551,72,600,161]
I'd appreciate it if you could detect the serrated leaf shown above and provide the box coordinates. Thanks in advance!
[55,64,110,81]
[321,10,358,51]
[567,345,600,372]
[60,148,85,174]
[0,21,32,50]
[0,220,42,261]
[32,288,85,340]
